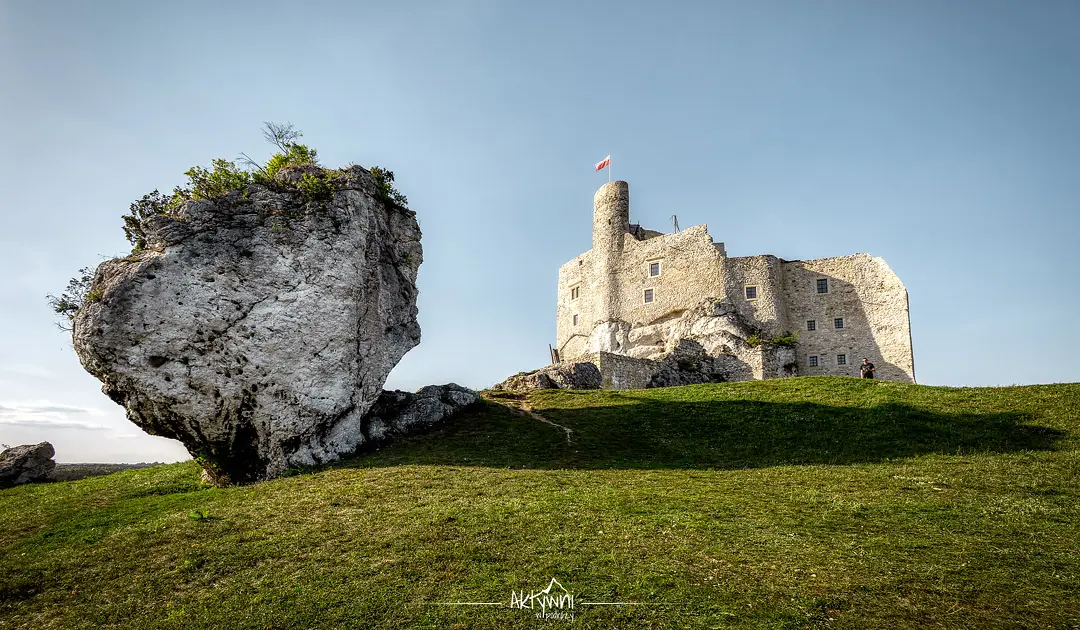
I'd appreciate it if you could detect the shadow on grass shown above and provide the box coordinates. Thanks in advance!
[340,395,1065,471]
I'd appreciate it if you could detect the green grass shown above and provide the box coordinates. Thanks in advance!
[2,377,1078,629]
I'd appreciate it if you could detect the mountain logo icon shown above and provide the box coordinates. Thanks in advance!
[510,577,574,613]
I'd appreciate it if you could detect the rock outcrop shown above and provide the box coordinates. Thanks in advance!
[0,442,56,488]
[583,298,759,363]
[362,384,480,441]
[493,298,799,392]
[491,361,602,392]
[564,299,799,390]
[72,166,439,483]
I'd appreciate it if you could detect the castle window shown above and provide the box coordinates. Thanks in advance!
[816,279,829,294]
[808,355,819,367]
[744,286,758,300]
[806,320,816,331]
[573,314,579,326]
[571,286,579,300]
[644,289,654,304]
[837,354,847,365]
[649,261,661,277]
[834,317,844,329]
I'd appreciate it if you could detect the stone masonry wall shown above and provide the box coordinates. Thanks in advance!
[607,225,725,335]
[724,255,789,338]
[781,254,914,382]
[556,249,595,359]
[581,351,660,390]
[557,182,728,360]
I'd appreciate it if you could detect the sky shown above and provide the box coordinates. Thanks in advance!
[1,1,1078,463]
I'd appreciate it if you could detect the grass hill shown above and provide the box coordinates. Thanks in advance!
[2,377,1078,629]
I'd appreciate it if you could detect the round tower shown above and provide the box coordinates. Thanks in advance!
[591,181,630,323]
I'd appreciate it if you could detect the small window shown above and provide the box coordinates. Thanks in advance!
[808,355,819,367]
[834,317,844,329]
[644,289,654,304]
[806,319,816,331]
[572,314,579,326]
[649,261,661,277]
[837,354,847,365]
[745,286,758,300]
[571,286,579,300]
[816,278,829,294]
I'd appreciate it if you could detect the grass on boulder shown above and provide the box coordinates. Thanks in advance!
[1,377,1078,629]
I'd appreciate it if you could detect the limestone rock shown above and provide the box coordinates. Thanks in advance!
[362,384,481,442]
[0,442,56,488]
[72,166,423,483]
[491,361,603,392]
[492,370,559,391]
[545,361,603,389]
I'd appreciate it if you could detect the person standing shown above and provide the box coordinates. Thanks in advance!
[860,358,876,379]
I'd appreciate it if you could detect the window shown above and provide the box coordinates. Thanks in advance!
[808,355,819,367]
[649,261,661,277]
[837,354,847,365]
[806,319,816,331]
[816,278,829,294]
[644,289,654,304]
[571,286,579,300]
[572,314,579,326]
[745,286,758,300]
[834,317,844,329]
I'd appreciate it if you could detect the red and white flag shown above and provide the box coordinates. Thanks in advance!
[594,154,610,171]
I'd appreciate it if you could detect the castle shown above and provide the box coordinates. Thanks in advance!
[554,181,915,388]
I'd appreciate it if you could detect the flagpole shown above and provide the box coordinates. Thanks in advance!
[608,155,612,182]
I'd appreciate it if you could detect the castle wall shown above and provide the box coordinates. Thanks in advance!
[581,351,659,389]
[556,250,596,360]
[608,225,725,336]
[781,254,914,382]
[557,182,727,361]
[724,255,789,338]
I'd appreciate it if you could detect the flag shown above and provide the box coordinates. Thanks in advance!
[594,154,610,171]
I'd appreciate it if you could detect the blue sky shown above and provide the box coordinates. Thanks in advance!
[1,1,1078,462]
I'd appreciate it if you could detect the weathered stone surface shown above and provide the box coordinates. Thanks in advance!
[574,299,795,388]
[492,370,559,392]
[0,442,56,488]
[579,351,659,389]
[491,361,602,392]
[544,362,603,389]
[501,297,797,392]
[362,384,480,442]
[72,166,423,483]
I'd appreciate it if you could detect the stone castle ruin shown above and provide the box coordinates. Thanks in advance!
[553,181,915,388]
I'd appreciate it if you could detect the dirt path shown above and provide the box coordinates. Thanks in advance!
[486,395,574,445]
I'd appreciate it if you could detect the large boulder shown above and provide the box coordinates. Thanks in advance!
[362,384,480,441]
[491,361,602,392]
[0,442,56,488]
[72,166,427,483]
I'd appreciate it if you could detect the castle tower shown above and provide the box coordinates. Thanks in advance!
[592,181,630,322]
